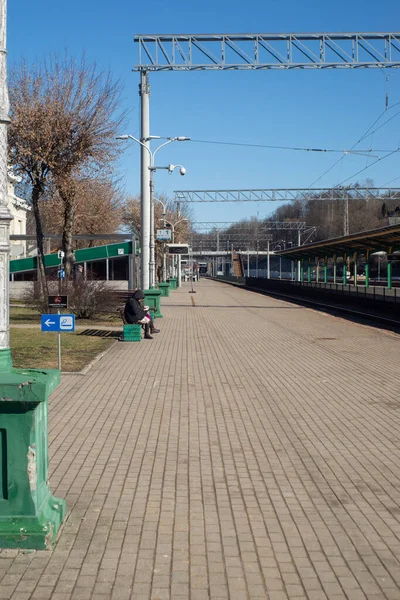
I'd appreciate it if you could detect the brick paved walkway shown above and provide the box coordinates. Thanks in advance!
[1,279,400,600]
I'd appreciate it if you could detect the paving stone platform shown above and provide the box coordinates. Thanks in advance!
[1,278,400,600]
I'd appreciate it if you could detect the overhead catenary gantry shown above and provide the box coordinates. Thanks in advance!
[192,221,308,231]
[134,33,400,71]
[133,33,400,289]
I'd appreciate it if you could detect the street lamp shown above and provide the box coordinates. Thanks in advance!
[154,196,168,282]
[117,134,190,289]
[159,217,187,282]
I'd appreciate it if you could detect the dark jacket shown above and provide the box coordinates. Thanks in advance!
[124,290,146,324]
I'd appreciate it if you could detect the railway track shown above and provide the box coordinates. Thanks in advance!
[213,278,400,330]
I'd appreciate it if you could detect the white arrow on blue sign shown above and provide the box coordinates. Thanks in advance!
[41,314,75,332]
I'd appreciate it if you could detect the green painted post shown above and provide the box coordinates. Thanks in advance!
[0,349,12,373]
[388,260,392,290]
[365,251,370,289]
[168,277,177,291]
[158,282,170,297]
[144,288,163,319]
[343,254,347,285]
[324,263,328,283]
[307,263,311,283]
[0,369,66,549]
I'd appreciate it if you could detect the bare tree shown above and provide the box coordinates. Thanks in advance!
[8,54,125,297]
[40,177,124,248]
[122,195,191,283]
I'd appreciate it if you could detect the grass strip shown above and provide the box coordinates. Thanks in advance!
[10,306,120,328]
[10,328,115,372]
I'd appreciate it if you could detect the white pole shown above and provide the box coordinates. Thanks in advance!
[178,254,182,287]
[57,310,61,371]
[149,167,155,287]
[140,71,151,291]
[297,229,301,281]
[256,240,259,277]
[0,0,12,367]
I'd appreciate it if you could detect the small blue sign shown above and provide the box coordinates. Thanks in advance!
[58,269,65,279]
[41,314,75,332]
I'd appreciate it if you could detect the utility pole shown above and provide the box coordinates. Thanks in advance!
[344,193,349,236]
[139,71,151,291]
[0,0,12,369]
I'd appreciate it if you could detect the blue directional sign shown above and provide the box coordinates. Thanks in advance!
[58,269,65,279]
[41,314,75,332]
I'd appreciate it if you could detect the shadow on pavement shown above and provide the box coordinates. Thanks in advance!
[79,329,121,338]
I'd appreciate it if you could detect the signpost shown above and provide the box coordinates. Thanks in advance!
[48,295,68,308]
[41,313,75,370]
[157,229,172,241]
[167,244,190,255]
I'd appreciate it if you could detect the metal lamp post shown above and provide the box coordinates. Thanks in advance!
[161,217,187,282]
[154,196,168,282]
[149,162,187,287]
[117,134,189,289]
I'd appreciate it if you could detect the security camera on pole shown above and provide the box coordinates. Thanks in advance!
[116,134,190,290]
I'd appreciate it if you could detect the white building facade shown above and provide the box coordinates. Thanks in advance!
[8,172,29,257]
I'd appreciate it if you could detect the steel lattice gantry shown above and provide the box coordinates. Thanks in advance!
[174,188,400,203]
[192,221,307,231]
[133,33,400,289]
[133,33,400,71]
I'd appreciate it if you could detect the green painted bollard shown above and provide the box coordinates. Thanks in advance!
[144,288,163,319]
[158,282,170,297]
[168,278,177,291]
[0,368,66,549]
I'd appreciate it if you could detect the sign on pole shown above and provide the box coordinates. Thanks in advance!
[41,314,75,370]
[41,314,75,332]
[48,295,68,308]
[167,244,190,255]
[157,229,172,241]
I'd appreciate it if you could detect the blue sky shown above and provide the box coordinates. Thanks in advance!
[7,0,400,223]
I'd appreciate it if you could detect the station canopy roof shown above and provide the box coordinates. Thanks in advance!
[277,223,400,260]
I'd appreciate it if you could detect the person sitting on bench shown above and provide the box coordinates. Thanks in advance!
[124,290,160,340]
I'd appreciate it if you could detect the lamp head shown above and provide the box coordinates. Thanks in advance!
[176,136,191,142]
[179,167,186,176]
[116,135,129,140]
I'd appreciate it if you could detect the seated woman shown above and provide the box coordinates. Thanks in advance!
[124,290,160,340]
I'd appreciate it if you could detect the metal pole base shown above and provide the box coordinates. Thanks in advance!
[0,495,66,550]
[0,348,12,372]
[0,368,66,549]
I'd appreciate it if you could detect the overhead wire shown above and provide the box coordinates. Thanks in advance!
[308,97,400,188]
[336,147,400,187]
[189,138,386,155]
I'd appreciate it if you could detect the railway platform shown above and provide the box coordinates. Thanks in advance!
[1,278,400,600]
